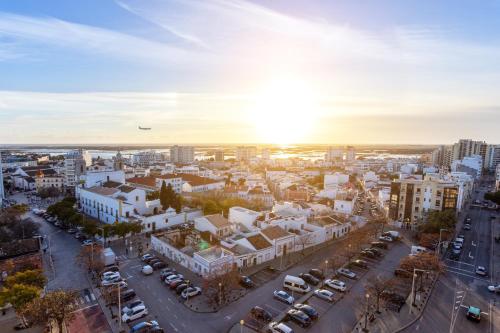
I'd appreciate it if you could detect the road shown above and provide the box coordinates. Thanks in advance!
[402,178,499,333]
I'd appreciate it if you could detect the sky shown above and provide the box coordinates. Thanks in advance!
[1,0,500,145]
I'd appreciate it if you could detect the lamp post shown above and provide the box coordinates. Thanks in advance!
[218,282,222,305]
[437,228,447,256]
[108,281,122,332]
[240,319,245,333]
[324,260,329,280]
[363,293,370,332]
[409,268,429,315]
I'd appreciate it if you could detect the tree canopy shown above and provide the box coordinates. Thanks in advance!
[484,191,500,205]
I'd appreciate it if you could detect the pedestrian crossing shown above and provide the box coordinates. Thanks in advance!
[116,254,128,261]
[74,289,97,308]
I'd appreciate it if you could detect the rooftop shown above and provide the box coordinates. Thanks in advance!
[204,214,231,228]
[246,234,272,250]
[127,176,156,188]
[261,225,292,240]
[84,186,120,196]
[195,246,232,262]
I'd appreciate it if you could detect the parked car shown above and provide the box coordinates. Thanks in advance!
[293,304,318,320]
[141,254,154,262]
[313,289,334,302]
[298,273,320,286]
[148,259,162,266]
[101,276,123,286]
[379,236,393,242]
[103,265,120,273]
[176,283,189,295]
[121,304,148,323]
[251,306,273,322]
[324,279,346,292]
[121,300,144,314]
[239,276,254,288]
[371,242,388,249]
[350,259,368,269]
[463,223,471,230]
[287,309,311,328]
[360,250,376,258]
[165,274,184,283]
[152,262,167,270]
[130,320,164,333]
[142,265,153,275]
[82,240,94,246]
[267,322,294,333]
[475,266,487,276]
[102,271,121,280]
[337,268,357,279]
[120,289,137,302]
[308,268,324,279]
[367,248,382,256]
[273,290,294,305]
[67,228,78,234]
[181,287,202,299]
[487,284,500,293]
[169,279,185,289]
[160,269,176,280]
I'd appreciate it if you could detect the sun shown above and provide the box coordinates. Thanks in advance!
[250,78,319,144]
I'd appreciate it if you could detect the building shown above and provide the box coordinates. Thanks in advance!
[214,150,225,162]
[451,139,487,164]
[345,146,356,162]
[485,145,500,171]
[388,174,473,225]
[83,170,126,188]
[180,174,225,193]
[324,173,349,189]
[236,146,257,161]
[496,164,500,191]
[325,147,343,162]
[132,151,160,167]
[170,146,195,164]
[12,166,59,191]
[35,169,64,191]
[260,225,295,257]
[65,150,88,189]
[261,148,271,160]
[194,214,233,239]
[113,151,125,171]
[451,155,482,178]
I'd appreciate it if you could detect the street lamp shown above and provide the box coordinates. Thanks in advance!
[240,319,245,333]
[363,293,370,332]
[218,282,222,305]
[324,260,329,278]
[437,228,447,256]
[409,268,429,315]
[107,281,122,332]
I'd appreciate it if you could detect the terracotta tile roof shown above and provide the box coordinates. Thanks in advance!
[118,185,136,193]
[261,225,291,240]
[179,173,223,186]
[157,174,182,180]
[246,234,272,250]
[127,176,156,187]
[102,181,122,188]
[205,214,230,228]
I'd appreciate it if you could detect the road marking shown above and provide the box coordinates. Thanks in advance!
[471,241,476,247]
[169,323,179,332]
[468,252,474,259]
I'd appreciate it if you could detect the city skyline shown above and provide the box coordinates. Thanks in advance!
[1,0,500,144]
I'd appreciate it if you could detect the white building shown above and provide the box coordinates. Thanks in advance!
[64,150,88,189]
[0,156,5,204]
[260,225,296,257]
[236,146,257,161]
[333,198,356,215]
[324,173,349,189]
[194,214,233,238]
[325,147,344,162]
[228,207,261,231]
[485,144,500,171]
[496,164,500,191]
[132,151,160,167]
[170,146,195,164]
[363,171,379,189]
[451,155,482,178]
[181,174,225,193]
[345,146,356,162]
[83,170,126,188]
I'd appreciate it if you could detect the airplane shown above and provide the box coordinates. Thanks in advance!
[138,126,152,130]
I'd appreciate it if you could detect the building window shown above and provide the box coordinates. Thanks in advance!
[436,200,441,206]
[136,196,139,202]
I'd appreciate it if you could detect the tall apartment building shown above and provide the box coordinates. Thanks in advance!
[132,151,160,167]
[496,164,500,191]
[236,146,257,161]
[170,146,195,164]
[64,149,88,189]
[214,150,225,162]
[452,139,487,163]
[388,174,472,224]
[345,146,356,162]
[325,147,343,162]
[261,148,271,160]
[485,144,500,171]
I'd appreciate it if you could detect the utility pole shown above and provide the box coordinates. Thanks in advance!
[437,228,448,256]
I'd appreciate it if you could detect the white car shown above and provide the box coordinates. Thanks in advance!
[181,287,202,299]
[121,300,144,314]
[141,265,153,275]
[102,271,121,280]
[141,254,154,262]
[165,274,184,282]
[475,266,487,276]
[121,305,148,323]
[337,268,357,279]
[268,322,294,333]
[379,236,393,242]
[101,276,123,286]
[273,290,294,305]
[487,285,500,293]
[314,289,334,302]
[324,279,346,292]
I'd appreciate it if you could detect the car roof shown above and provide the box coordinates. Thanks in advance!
[468,306,480,315]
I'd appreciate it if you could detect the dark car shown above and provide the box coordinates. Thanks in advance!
[145,257,158,264]
[309,268,324,279]
[367,248,382,256]
[287,309,311,328]
[169,279,185,289]
[120,289,136,302]
[371,241,388,249]
[360,250,376,258]
[152,262,167,270]
[350,260,368,269]
[176,283,189,295]
[293,304,318,320]
[148,259,162,266]
[250,306,272,322]
[299,273,320,286]
[239,276,254,288]
[160,268,176,280]
[102,265,120,273]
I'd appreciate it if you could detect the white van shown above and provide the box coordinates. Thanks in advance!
[283,275,310,294]
[410,245,427,256]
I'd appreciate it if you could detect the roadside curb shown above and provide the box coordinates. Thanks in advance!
[391,273,440,333]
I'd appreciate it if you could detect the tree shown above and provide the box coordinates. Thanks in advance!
[5,270,47,290]
[484,191,500,205]
[0,207,40,242]
[76,243,104,272]
[365,276,397,313]
[202,264,240,306]
[419,210,456,234]
[237,178,246,186]
[112,222,143,244]
[295,232,315,257]
[203,200,221,215]
[146,191,160,200]
[67,213,83,227]
[159,181,168,209]
[399,252,442,273]
[22,289,79,333]
[0,284,41,325]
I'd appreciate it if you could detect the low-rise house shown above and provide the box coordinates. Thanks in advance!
[180,174,225,192]
[260,225,295,258]
[35,170,64,191]
[194,214,233,238]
